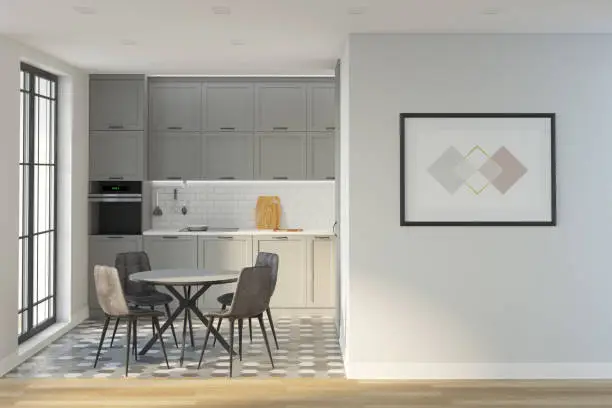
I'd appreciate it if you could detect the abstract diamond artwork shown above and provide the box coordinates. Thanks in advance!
[428,145,527,195]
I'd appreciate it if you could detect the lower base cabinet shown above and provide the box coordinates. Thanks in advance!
[197,236,253,310]
[88,235,142,315]
[309,236,336,308]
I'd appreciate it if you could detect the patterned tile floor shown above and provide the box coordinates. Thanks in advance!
[4,315,345,379]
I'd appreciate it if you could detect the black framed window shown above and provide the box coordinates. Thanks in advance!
[18,63,58,343]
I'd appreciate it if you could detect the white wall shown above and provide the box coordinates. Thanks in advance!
[0,35,88,373]
[149,181,334,231]
[344,34,612,379]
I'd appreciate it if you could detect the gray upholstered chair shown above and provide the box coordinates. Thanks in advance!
[213,252,279,350]
[93,265,170,377]
[198,265,274,377]
[112,252,179,348]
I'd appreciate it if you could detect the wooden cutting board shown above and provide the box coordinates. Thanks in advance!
[256,196,281,230]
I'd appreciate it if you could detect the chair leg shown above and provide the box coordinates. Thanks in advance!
[238,319,243,361]
[164,303,179,348]
[150,306,155,336]
[94,316,110,368]
[257,314,275,368]
[229,319,235,378]
[212,304,227,347]
[266,308,279,349]
[152,317,170,369]
[132,318,138,361]
[125,318,132,378]
[248,318,253,343]
[188,310,195,348]
[197,317,213,369]
[109,317,120,348]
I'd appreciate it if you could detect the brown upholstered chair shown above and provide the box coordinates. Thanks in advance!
[93,265,170,377]
[213,252,280,349]
[198,265,274,377]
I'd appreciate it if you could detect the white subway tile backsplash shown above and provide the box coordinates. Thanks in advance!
[149,181,335,231]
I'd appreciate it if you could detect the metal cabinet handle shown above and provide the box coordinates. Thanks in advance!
[325,176,335,180]
[220,127,236,131]
[162,236,179,239]
[106,236,125,239]
[217,236,234,240]
[108,176,124,180]
[273,127,288,131]
[108,125,124,129]
[326,126,336,130]
[167,126,183,130]
[166,176,182,180]
[273,236,289,240]
[219,176,235,180]
[273,176,288,180]
[314,236,331,240]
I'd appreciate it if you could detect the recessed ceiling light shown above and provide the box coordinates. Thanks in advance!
[121,39,137,46]
[230,39,246,46]
[212,6,231,15]
[347,7,367,15]
[72,5,96,15]
[482,8,501,15]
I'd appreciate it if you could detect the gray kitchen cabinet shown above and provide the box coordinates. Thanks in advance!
[149,131,202,180]
[88,235,142,315]
[256,133,307,180]
[89,131,144,180]
[90,78,145,131]
[255,83,307,131]
[308,83,336,132]
[308,132,335,180]
[204,83,254,132]
[149,82,202,132]
[308,236,336,308]
[255,236,307,308]
[197,236,253,310]
[204,133,254,180]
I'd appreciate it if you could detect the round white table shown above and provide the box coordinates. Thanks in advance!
[130,269,239,366]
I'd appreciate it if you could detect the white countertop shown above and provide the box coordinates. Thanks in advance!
[143,229,335,237]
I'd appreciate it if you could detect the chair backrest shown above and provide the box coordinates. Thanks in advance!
[115,252,155,295]
[255,252,279,294]
[228,266,273,318]
[93,265,130,316]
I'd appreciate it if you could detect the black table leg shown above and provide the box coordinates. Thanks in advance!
[138,294,188,355]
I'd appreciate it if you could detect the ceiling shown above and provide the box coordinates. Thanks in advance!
[1,0,612,75]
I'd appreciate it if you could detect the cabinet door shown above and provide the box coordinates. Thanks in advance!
[198,236,253,310]
[149,82,202,132]
[257,133,307,180]
[256,237,307,308]
[308,83,336,132]
[256,83,307,131]
[149,132,202,180]
[88,235,142,313]
[309,237,336,308]
[90,131,144,180]
[143,236,198,269]
[308,133,335,180]
[204,83,254,132]
[90,79,144,131]
[204,133,254,180]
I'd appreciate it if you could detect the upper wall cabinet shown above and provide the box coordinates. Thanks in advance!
[90,78,145,131]
[149,82,202,132]
[256,83,307,132]
[90,131,144,180]
[204,83,255,132]
[308,83,336,132]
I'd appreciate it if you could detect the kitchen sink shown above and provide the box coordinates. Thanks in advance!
[179,226,239,232]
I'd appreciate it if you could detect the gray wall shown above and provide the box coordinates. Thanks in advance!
[344,34,612,378]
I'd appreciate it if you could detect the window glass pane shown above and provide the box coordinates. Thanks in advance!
[36,77,51,98]
[36,96,49,163]
[34,166,50,233]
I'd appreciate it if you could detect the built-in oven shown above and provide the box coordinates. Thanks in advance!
[88,181,142,235]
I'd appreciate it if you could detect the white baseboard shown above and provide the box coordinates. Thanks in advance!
[0,306,89,377]
[347,363,612,380]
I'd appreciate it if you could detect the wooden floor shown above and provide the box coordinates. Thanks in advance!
[2,379,612,407]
